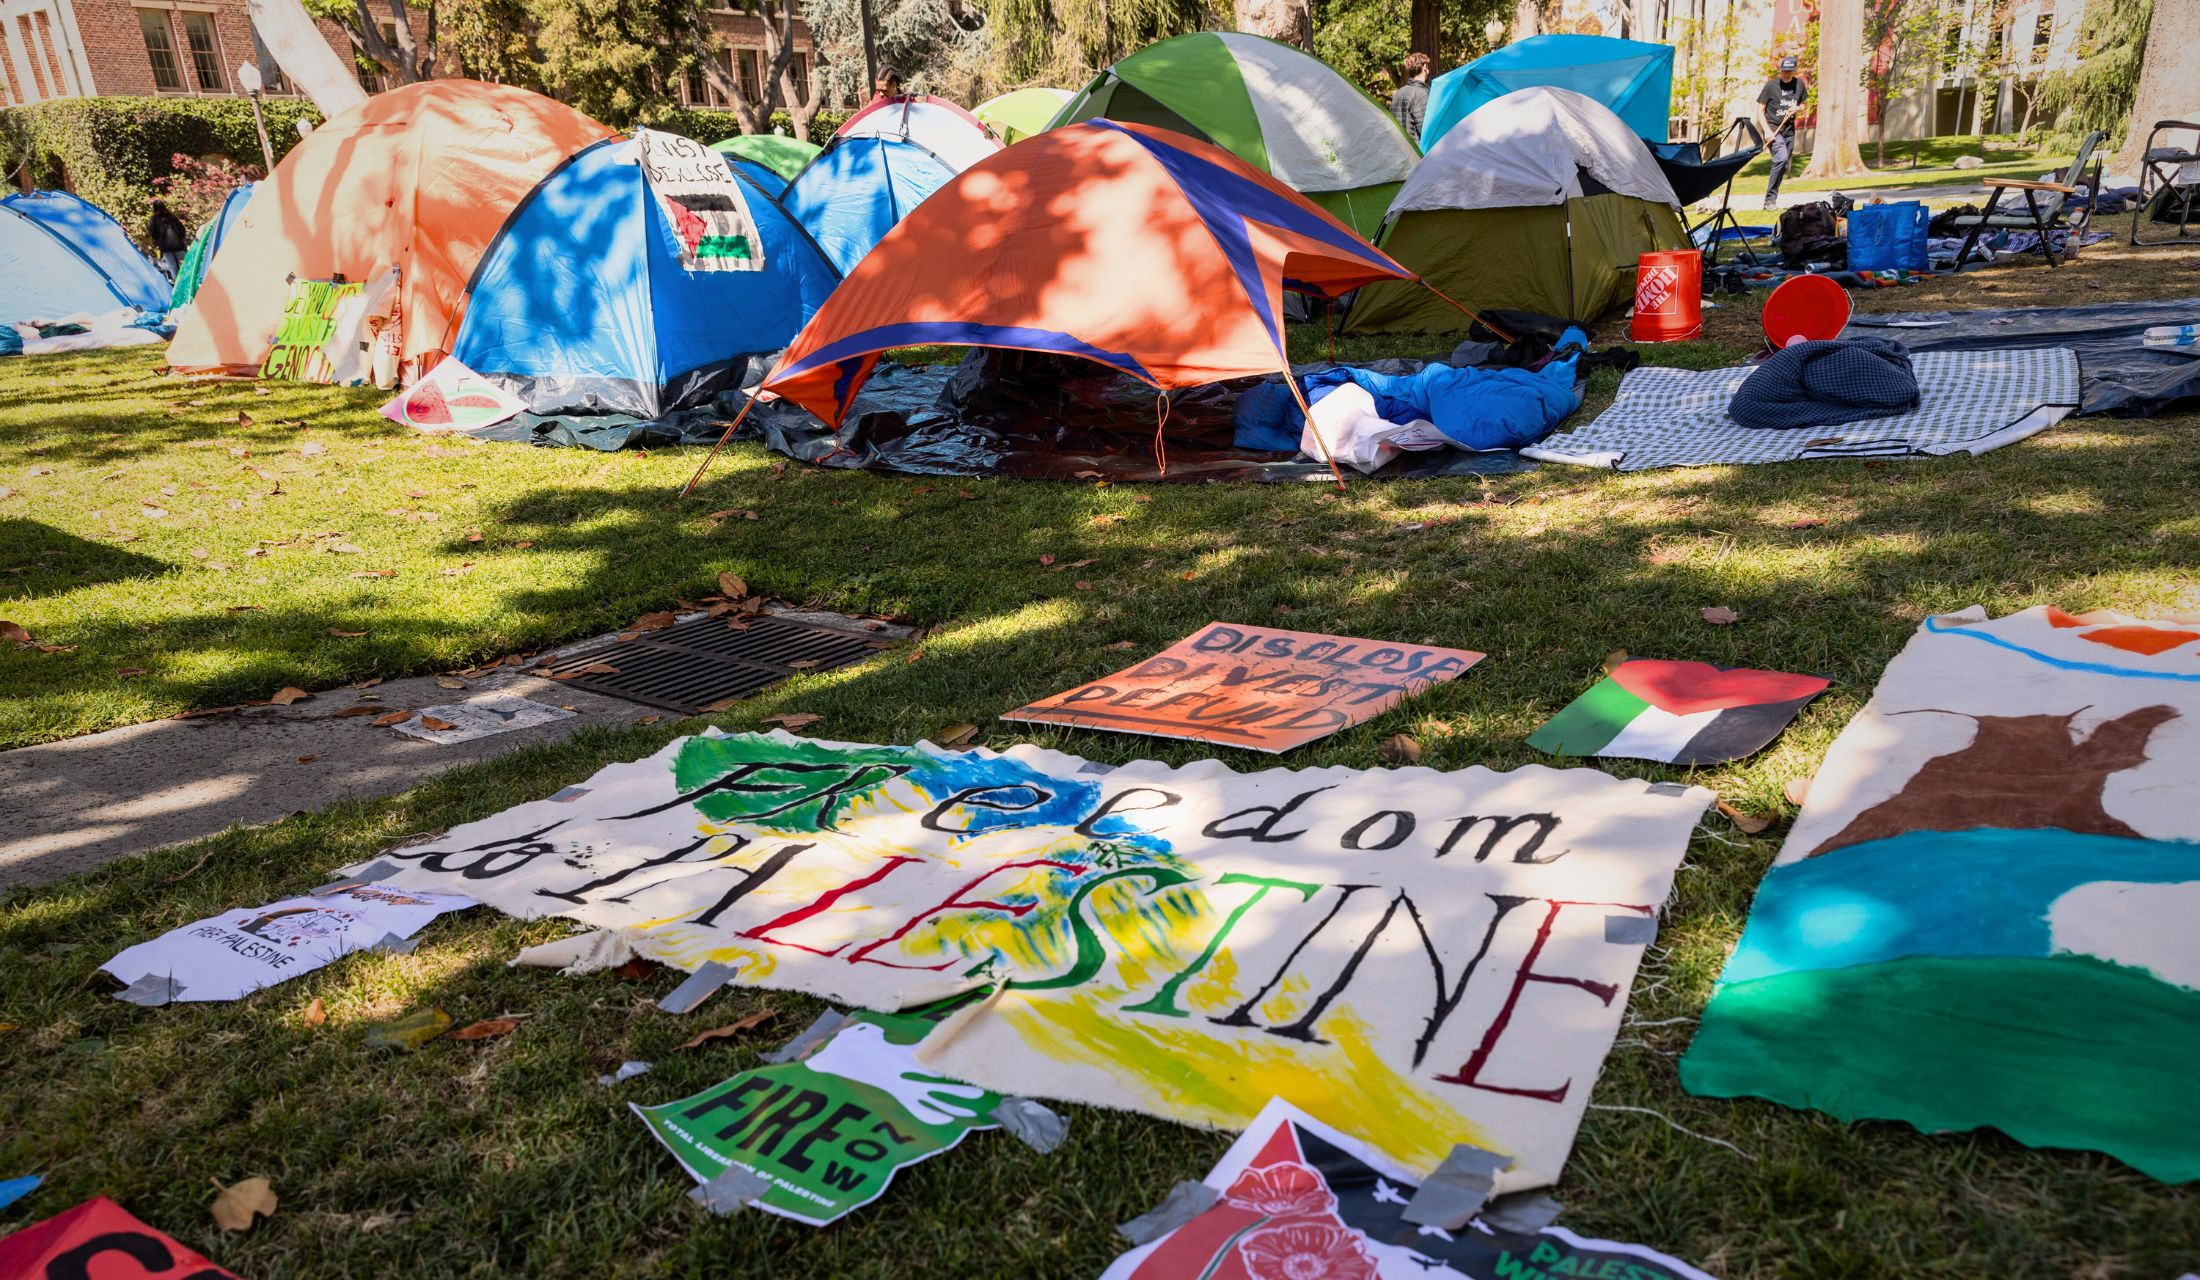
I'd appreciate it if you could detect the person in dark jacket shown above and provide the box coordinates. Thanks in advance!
[1756,56,1809,210]
[148,201,188,279]
[1391,52,1431,141]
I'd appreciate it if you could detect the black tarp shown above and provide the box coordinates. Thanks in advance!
[1844,297,2200,416]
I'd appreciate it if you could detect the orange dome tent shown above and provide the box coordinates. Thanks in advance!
[167,80,613,376]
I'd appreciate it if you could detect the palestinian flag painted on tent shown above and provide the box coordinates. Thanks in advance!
[1528,659,1828,765]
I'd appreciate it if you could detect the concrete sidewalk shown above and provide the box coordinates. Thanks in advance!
[0,660,652,890]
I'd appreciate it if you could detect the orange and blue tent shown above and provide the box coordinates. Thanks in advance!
[758,121,1416,435]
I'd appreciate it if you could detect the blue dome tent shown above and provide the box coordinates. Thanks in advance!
[0,191,173,325]
[1422,35,1674,150]
[778,133,959,276]
[451,138,841,419]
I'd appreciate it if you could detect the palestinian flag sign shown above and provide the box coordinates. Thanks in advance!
[1529,659,1829,765]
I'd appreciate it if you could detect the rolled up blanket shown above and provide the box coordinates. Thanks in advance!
[1729,336,1920,430]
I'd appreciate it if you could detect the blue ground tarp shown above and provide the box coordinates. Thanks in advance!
[451,139,841,419]
[1423,34,1674,149]
[0,191,172,324]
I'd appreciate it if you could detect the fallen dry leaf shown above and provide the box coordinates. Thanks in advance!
[226,603,263,612]
[190,547,210,560]
[613,957,657,981]
[631,611,677,631]
[936,722,980,748]
[1379,733,1423,766]
[296,754,320,764]
[448,1016,522,1041]
[434,676,467,690]
[1101,640,1136,651]
[762,712,822,731]
[1787,517,1828,530]
[302,998,326,1027]
[418,715,457,731]
[1074,580,1092,591]
[329,628,368,638]
[465,531,484,543]
[512,540,536,550]
[1783,776,1812,806]
[706,508,759,522]
[1700,606,1742,626]
[325,542,365,556]
[1602,648,1631,673]
[210,1177,278,1232]
[372,711,412,727]
[350,569,397,579]
[0,620,27,645]
[336,705,385,718]
[717,571,747,599]
[1038,554,1056,566]
[117,666,148,678]
[788,658,821,670]
[556,662,619,679]
[354,676,383,689]
[268,687,312,705]
[141,505,168,518]
[26,465,54,477]
[679,1008,778,1050]
[636,714,662,725]
[1717,799,1776,834]
[298,441,327,457]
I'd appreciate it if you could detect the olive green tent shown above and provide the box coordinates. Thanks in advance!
[1052,33,1418,239]
[1345,86,1688,333]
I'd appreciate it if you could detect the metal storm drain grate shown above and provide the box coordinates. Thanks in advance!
[542,612,898,715]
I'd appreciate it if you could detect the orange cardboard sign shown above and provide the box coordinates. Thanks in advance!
[1003,623,1484,752]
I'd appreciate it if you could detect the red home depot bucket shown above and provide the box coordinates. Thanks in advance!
[1629,250,1702,342]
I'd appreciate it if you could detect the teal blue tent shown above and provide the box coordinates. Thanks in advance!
[0,191,173,324]
[1422,35,1674,150]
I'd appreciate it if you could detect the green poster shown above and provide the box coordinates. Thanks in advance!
[631,1006,1001,1226]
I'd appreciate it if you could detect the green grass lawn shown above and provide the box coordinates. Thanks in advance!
[5,243,2200,1276]
[1722,131,2056,197]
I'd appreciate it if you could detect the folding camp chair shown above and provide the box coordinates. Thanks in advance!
[2131,119,2200,247]
[1949,129,2107,269]
[1647,119,1765,266]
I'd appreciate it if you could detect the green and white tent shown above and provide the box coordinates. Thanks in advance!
[710,133,823,183]
[1050,33,1418,238]
[1345,86,1688,333]
[976,87,1073,145]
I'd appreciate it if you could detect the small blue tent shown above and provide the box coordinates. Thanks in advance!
[451,138,841,419]
[778,134,958,277]
[1423,35,1674,150]
[0,191,173,325]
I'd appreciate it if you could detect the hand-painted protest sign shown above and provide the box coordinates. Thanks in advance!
[380,357,530,433]
[0,1196,240,1279]
[357,730,1709,1188]
[1003,624,1485,753]
[259,277,363,382]
[101,882,474,1003]
[634,1003,1001,1225]
[1102,1098,1718,1280]
[1527,659,1828,765]
[635,129,767,273]
[1682,606,2200,1182]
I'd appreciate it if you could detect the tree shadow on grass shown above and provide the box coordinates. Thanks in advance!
[0,518,168,600]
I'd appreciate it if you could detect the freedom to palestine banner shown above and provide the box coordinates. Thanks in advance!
[1527,660,1828,766]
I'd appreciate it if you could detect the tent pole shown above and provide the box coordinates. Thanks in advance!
[1281,370,1349,493]
[677,395,759,500]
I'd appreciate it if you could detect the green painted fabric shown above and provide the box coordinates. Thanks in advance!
[710,134,822,182]
[1525,677,1646,757]
[1096,33,1267,174]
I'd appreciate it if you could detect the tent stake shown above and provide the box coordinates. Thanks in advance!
[678,395,759,500]
[1282,370,1348,493]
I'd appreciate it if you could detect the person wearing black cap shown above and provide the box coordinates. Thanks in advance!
[1756,55,1808,210]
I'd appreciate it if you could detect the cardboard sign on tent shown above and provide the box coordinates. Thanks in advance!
[778,133,962,277]
[1053,33,1419,239]
[1421,33,1676,149]
[0,191,173,326]
[753,122,1415,464]
[1344,87,1688,333]
[353,729,1713,1190]
[1681,606,2200,1183]
[710,133,823,184]
[452,136,839,418]
[166,80,614,378]
[834,94,1004,173]
[974,86,1073,144]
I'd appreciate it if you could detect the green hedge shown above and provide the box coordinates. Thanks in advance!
[0,96,322,242]
[641,106,849,147]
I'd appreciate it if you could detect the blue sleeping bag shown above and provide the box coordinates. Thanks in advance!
[1302,353,1584,451]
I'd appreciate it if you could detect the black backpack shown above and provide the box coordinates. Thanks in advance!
[1777,201,1846,268]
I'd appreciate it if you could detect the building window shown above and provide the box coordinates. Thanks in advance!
[357,21,397,92]
[137,9,184,92]
[2031,12,2053,62]
[180,11,225,92]
[736,47,760,102]
[252,30,287,93]
[685,63,709,106]
[789,51,809,104]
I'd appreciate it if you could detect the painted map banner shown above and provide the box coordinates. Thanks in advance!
[1681,606,2200,1182]
[359,731,1710,1188]
[634,1003,1000,1225]
[1100,1098,1718,1280]
[1003,624,1485,752]
[1527,660,1828,766]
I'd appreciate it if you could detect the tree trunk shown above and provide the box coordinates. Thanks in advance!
[1410,0,1441,57]
[2108,0,2200,178]
[351,0,423,84]
[1806,0,1869,177]
[1509,0,1543,42]
[1232,0,1311,47]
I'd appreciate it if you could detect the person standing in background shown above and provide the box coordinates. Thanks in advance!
[147,201,188,280]
[1757,56,1809,211]
[1391,53,1432,141]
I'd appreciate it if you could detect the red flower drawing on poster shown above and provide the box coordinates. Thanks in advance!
[1238,1222,1379,1280]
[1223,1162,1337,1219]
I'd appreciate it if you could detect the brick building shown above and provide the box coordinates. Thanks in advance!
[0,0,813,112]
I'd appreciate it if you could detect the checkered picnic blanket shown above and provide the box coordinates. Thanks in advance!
[1524,347,2080,471]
